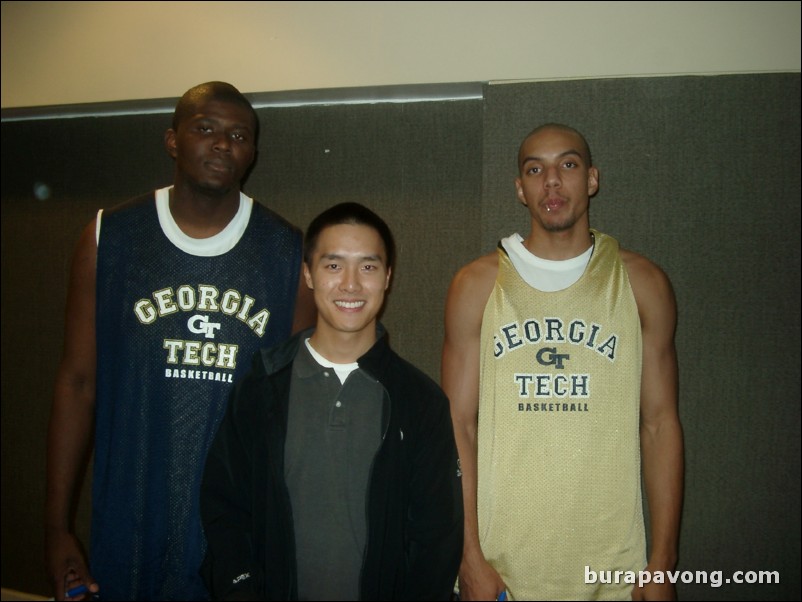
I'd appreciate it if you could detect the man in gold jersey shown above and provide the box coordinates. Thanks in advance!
[442,124,684,600]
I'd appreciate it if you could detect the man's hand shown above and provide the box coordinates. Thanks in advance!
[46,529,99,601]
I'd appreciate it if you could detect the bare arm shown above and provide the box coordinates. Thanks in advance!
[625,252,684,601]
[45,220,100,600]
[441,254,505,601]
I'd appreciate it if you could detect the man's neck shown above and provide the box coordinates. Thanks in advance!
[308,326,377,364]
[523,227,593,261]
[169,185,241,238]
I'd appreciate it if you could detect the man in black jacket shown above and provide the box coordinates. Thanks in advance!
[201,202,463,600]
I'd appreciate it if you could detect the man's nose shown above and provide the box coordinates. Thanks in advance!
[213,132,231,152]
[544,165,561,187]
[340,268,361,291]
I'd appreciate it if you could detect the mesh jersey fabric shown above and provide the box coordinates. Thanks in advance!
[92,189,302,600]
[477,229,646,600]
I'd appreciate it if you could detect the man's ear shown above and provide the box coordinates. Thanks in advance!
[514,178,527,206]
[164,129,177,159]
[587,167,600,196]
[303,263,313,289]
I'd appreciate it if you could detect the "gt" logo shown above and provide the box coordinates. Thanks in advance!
[536,347,570,369]
[188,314,222,339]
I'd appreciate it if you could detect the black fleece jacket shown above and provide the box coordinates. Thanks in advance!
[200,326,463,600]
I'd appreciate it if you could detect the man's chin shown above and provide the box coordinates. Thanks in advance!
[193,180,237,197]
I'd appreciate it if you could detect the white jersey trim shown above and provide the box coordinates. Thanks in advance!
[96,186,253,257]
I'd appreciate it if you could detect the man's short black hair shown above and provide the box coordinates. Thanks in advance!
[172,81,258,140]
[304,202,396,272]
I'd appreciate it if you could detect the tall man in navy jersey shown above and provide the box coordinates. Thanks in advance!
[45,81,315,601]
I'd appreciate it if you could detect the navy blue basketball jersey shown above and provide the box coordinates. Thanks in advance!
[91,188,302,600]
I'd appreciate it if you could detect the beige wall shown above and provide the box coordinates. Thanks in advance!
[2,0,800,108]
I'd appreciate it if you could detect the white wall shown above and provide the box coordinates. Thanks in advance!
[2,1,800,108]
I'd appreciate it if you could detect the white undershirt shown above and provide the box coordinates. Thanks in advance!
[305,339,359,384]
[500,233,593,292]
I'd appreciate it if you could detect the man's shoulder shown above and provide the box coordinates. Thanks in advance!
[228,336,300,413]
[394,352,442,390]
[102,191,156,217]
[463,248,500,276]
[593,230,665,283]
[445,250,499,322]
[364,335,441,394]
[97,192,158,240]
[250,200,301,235]
[450,250,499,293]
[381,348,449,410]
[618,247,669,286]
[615,244,675,320]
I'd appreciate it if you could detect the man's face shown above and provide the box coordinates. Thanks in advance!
[304,223,391,341]
[165,98,256,195]
[514,127,599,233]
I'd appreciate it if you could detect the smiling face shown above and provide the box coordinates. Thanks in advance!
[304,223,391,358]
[514,126,599,235]
[165,97,256,197]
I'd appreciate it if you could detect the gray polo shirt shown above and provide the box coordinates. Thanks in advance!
[284,340,384,601]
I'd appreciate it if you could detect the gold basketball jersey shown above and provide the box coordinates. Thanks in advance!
[477,230,646,600]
